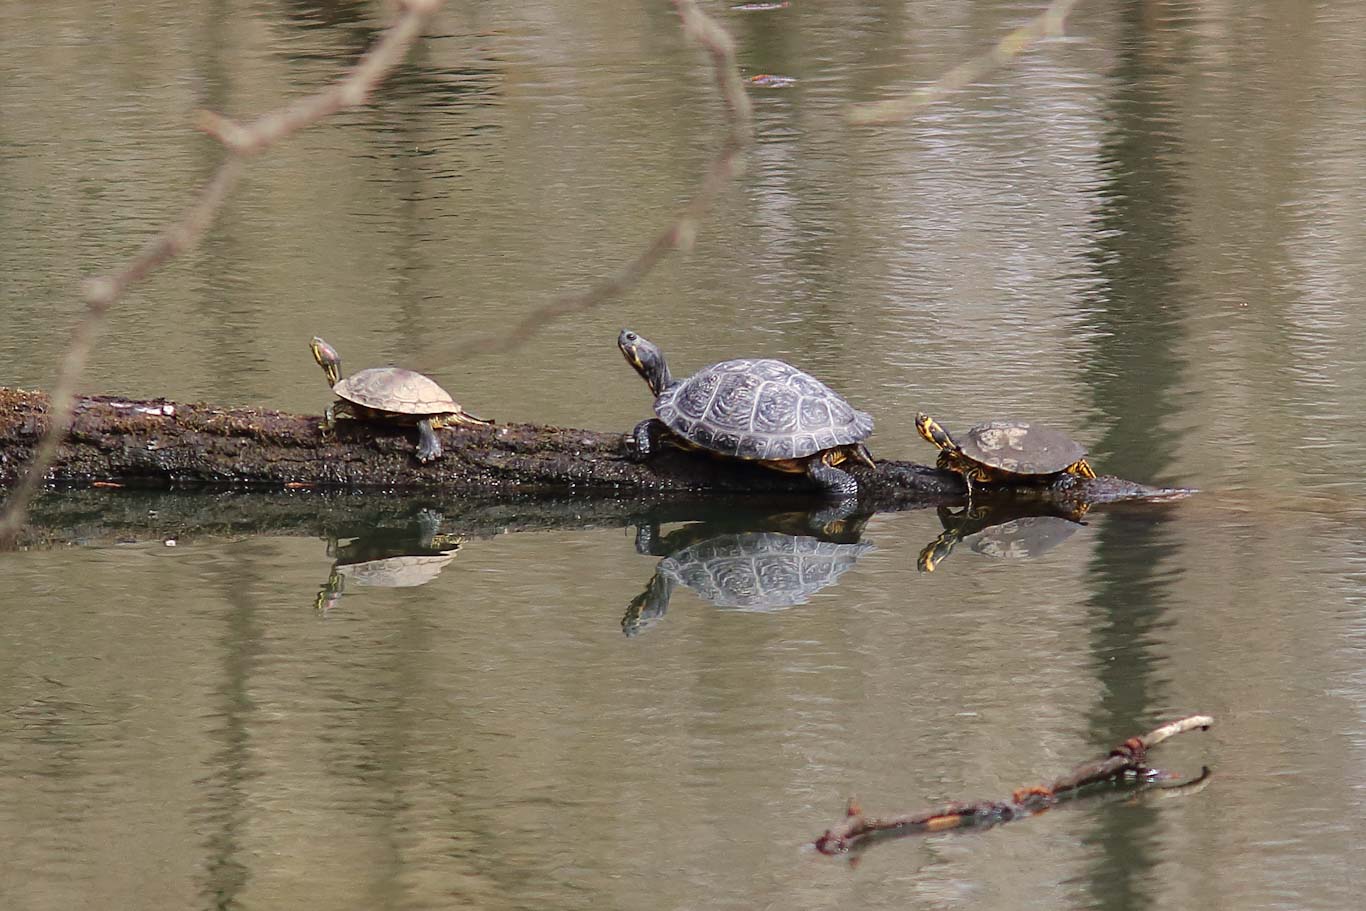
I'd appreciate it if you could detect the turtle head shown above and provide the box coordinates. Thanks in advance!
[915,413,953,450]
[618,329,672,397]
[311,336,342,388]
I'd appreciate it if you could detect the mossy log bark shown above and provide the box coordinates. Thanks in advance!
[0,387,1177,508]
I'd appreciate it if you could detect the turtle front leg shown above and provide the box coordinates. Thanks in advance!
[626,418,669,461]
[941,452,980,496]
[806,451,859,498]
[319,401,347,440]
[415,418,444,463]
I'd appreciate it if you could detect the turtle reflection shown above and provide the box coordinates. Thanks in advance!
[315,509,463,614]
[623,507,875,636]
[917,501,1088,573]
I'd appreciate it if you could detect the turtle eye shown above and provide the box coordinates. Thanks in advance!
[624,331,637,342]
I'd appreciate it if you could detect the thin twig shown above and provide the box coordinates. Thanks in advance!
[813,714,1214,855]
[0,0,446,545]
[446,0,752,360]
[848,0,1084,126]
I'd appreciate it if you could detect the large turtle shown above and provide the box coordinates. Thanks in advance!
[311,336,491,463]
[618,329,875,496]
[623,516,874,636]
[915,413,1096,493]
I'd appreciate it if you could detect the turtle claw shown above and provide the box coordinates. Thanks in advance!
[628,419,666,462]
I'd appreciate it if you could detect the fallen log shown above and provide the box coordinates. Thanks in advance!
[813,714,1215,856]
[0,387,1184,506]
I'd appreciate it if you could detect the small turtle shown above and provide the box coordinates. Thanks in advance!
[619,329,875,496]
[311,336,490,462]
[915,413,1096,493]
[623,522,874,636]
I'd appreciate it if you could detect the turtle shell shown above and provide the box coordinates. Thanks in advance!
[658,532,875,610]
[334,367,460,416]
[957,420,1088,476]
[655,358,873,461]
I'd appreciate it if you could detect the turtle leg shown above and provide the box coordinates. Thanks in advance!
[321,400,359,439]
[627,419,669,461]
[805,450,859,497]
[415,418,443,463]
[937,452,973,495]
[851,443,876,470]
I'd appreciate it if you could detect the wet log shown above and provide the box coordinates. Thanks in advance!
[813,714,1215,856]
[0,387,1182,507]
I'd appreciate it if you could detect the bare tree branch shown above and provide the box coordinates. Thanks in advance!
[0,0,447,545]
[446,0,753,359]
[848,0,1084,126]
[813,714,1214,856]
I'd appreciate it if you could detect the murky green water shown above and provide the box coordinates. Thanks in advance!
[4,1,1366,908]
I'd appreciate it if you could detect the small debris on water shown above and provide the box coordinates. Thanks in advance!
[163,538,177,547]
[732,2,790,10]
[748,74,797,89]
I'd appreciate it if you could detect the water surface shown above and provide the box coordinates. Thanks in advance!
[3,2,1366,909]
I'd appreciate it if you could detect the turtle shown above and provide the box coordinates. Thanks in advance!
[623,520,875,636]
[310,336,491,463]
[618,329,875,496]
[914,413,1096,493]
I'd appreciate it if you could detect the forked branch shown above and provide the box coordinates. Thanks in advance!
[813,714,1214,856]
